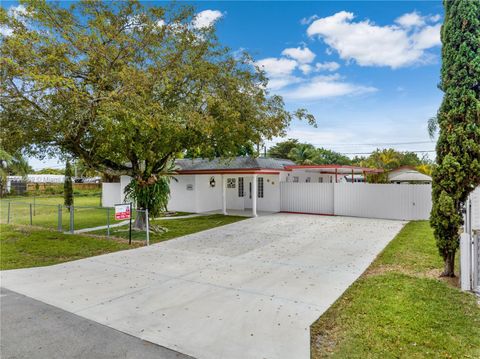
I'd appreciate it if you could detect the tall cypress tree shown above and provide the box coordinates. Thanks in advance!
[64,161,74,210]
[431,0,480,277]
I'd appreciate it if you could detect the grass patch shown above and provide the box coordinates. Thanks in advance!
[311,221,480,359]
[0,224,132,270]
[95,214,246,243]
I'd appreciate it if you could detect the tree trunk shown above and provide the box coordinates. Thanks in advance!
[133,210,146,230]
[441,251,456,277]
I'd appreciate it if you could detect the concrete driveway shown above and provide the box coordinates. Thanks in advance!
[1,214,404,359]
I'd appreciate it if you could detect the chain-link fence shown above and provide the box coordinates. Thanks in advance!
[0,198,150,246]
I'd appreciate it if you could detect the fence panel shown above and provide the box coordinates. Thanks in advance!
[280,182,334,214]
[334,183,432,220]
[279,182,432,220]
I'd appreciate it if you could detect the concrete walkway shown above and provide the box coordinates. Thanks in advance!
[1,214,404,359]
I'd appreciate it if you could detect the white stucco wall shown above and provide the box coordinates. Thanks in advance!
[102,183,122,207]
[168,175,197,212]
[224,175,245,210]
[196,175,223,213]
[257,174,281,212]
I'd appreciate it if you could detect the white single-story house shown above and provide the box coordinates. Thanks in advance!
[102,157,380,216]
[388,166,432,184]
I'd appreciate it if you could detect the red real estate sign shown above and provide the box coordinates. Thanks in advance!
[114,204,131,220]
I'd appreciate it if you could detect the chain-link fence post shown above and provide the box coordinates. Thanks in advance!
[7,201,11,224]
[29,203,33,225]
[145,208,150,246]
[58,205,63,232]
[106,207,110,237]
[33,195,36,216]
[69,206,74,234]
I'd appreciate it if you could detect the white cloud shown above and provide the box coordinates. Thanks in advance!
[280,74,377,100]
[1,4,29,37]
[315,61,340,72]
[256,57,298,77]
[300,15,319,25]
[395,11,425,28]
[306,11,442,68]
[299,64,313,75]
[429,14,442,23]
[267,76,303,91]
[281,46,316,64]
[192,10,223,29]
[412,24,441,50]
[0,26,13,37]
[8,4,27,18]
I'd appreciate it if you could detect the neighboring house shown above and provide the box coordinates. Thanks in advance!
[388,166,432,184]
[102,156,379,216]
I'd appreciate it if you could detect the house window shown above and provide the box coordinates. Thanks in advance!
[227,178,236,188]
[257,177,264,198]
[306,177,311,183]
[329,176,333,183]
[319,177,323,183]
[293,176,299,183]
[238,177,244,197]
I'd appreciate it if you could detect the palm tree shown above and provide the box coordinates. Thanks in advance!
[288,144,317,165]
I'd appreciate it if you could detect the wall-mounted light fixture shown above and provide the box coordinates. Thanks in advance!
[209,176,216,187]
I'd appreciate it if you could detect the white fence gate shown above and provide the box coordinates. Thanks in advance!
[280,183,334,214]
[280,183,432,221]
[462,186,480,292]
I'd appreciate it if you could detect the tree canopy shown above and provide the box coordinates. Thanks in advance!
[0,0,314,220]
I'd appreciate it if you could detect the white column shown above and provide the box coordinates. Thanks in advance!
[222,175,227,215]
[252,174,258,217]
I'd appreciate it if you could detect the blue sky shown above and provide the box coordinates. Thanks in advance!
[3,1,444,169]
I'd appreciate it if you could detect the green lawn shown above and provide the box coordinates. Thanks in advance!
[0,224,132,270]
[93,214,247,243]
[0,195,110,231]
[311,221,480,359]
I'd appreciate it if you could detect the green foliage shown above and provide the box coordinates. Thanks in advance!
[431,0,480,276]
[124,175,170,218]
[0,1,313,217]
[270,140,352,165]
[35,168,64,175]
[314,148,351,165]
[267,139,299,159]
[288,143,317,164]
[0,148,31,196]
[64,161,73,208]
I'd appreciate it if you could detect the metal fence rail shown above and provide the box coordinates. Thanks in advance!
[0,199,150,246]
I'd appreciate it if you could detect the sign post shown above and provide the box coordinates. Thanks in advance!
[114,203,132,244]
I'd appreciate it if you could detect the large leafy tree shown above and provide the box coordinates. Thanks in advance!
[267,139,299,159]
[313,148,351,165]
[430,0,480,277]
[0,1,313,227]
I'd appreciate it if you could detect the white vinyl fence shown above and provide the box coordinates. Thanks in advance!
[280,183,334,214]
[461,186,480,292]
[280,182,432,221]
